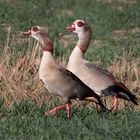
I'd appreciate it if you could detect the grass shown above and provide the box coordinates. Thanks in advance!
[0,0,140,139]
[0,100,140,140]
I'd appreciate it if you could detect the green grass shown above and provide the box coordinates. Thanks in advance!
[0,0,140,139]
[0,0,140,65]
[0,100,140,140]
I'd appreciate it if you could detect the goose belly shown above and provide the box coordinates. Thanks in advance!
[40,77,60,96]
[68,65,113,96]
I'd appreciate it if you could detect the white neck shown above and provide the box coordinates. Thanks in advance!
[70,46,83,59]
[77,31,88,43]
[68,28,92,69]
[39,51,55,76]
[67,47,84,69]
[68,31,90,64]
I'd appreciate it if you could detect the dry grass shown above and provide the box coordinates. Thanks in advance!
[0,28,139,110]
[108,58,140,94]
[107,55,140,109]
[0,46,140,109]
[0,39,48,107]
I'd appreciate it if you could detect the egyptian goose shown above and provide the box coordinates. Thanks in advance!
[22,26,106,118]
[65,19,138,111]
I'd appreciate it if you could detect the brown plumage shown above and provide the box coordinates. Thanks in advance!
[22,26,106,118]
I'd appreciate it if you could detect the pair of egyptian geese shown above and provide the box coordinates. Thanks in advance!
[22,19,138,118]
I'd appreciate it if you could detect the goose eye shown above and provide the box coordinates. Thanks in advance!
[77,21,84,27]
[32,26,38,32]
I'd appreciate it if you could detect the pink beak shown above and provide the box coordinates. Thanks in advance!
[65,24,75,32]
[22,30,31,36]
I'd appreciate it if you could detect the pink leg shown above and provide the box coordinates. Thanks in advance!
[113,96,118,112]
[66,103,72,119]
[45,104,66,116]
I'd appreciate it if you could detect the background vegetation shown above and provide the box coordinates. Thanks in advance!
[0,0,140,139]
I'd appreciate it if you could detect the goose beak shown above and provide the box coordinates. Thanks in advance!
[22,30,31,36]
[65,24,75,32]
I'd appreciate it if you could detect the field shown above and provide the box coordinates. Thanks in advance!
[0,0,140,139]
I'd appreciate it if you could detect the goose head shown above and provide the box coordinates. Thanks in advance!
[66,19,91,34]
[22,26,53,52]
[23,26,48,42]
[65,19,92,40]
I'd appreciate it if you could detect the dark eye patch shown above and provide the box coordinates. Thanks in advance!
[32,26,38,32]
[77,21,84,27]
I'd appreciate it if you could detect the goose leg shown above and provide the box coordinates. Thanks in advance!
[66,103,72,119]
[113,96,118,112]
[45,104,67,116]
